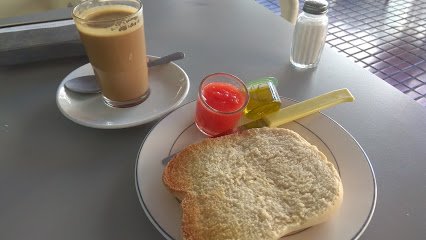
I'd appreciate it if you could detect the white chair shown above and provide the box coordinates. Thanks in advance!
[279,0,299,24]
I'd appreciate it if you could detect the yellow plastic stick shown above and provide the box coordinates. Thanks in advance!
[263,88,355,127]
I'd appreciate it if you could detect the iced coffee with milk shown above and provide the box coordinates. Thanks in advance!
[73,0,149,108]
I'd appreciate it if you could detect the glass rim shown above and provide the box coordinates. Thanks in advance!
[72,0,142,23]
[198,72,249,115]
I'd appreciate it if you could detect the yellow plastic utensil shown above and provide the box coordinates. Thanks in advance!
[238,88,355,129]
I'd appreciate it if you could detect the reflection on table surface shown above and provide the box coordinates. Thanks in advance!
[0,0,82,27]
[0,0,80,19]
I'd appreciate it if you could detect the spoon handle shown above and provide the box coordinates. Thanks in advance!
[148,52,185,68]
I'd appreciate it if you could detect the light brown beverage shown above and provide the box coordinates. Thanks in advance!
[74,3,149,107]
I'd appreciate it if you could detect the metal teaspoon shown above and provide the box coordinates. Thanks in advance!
[64,52,185,94]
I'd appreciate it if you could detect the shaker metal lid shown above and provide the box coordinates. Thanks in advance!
[303,0,329,15]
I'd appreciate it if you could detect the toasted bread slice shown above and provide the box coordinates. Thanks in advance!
[163,127,343,240]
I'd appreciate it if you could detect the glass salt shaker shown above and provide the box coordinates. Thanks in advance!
[290,0,329,69]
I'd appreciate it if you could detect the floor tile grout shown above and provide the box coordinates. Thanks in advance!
[256,0,426,107]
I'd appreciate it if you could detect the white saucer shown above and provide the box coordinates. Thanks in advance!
[56,56,190,129]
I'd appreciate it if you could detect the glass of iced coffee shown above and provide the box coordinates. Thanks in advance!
[73,0,149,108]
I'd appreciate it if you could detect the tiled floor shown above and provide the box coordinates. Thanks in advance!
[256,0,426,107]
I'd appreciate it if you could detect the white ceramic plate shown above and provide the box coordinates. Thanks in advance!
[56,56,189,129]
[135,99,377,240]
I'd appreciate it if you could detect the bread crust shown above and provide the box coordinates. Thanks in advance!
[163,127,343,240]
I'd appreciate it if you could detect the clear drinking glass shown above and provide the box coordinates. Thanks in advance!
[195,73,249,137]
[73,0,149,108]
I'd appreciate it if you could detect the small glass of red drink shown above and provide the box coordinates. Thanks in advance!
[195,73,249,137]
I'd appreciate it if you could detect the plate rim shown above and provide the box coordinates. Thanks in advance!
[134,98,377,240]
[55,55,190,129]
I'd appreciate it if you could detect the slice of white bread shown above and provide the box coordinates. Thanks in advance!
[163,127,343,240]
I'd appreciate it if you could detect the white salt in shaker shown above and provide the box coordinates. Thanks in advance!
[290,0,329,69]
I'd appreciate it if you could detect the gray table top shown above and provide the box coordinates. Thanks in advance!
[1,0,426,239]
